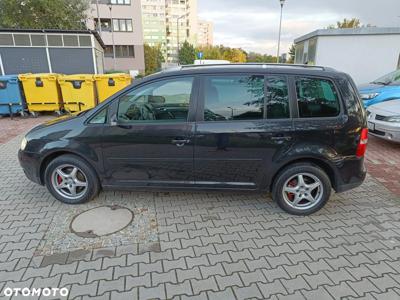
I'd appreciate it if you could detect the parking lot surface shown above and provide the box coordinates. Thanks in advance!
[1,117,400,299]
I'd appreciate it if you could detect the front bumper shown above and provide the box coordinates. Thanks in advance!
[18,150,43,185]
[367,120,400,143]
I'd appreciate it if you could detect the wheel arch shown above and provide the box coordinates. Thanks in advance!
[269,157,336,192]
[39,150,100,185]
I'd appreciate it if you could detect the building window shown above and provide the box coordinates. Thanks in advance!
[31,34,46,46]
[13,34,30,46]
[0,34,13,46]
[104,45,135,58]
[63,35,79,47]
[94,18,112,32]
[110,0,131,5]
[79,35,92,47]
[47,35,63,46]
[104,46,114,57]
[112,19,133,32]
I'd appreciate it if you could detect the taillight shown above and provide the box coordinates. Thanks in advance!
[356,128,368,157]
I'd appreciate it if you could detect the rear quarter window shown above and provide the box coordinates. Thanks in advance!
[295,77,340,118]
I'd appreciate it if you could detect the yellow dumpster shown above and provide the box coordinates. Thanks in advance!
[94,73,132,103]
[19,73,63,114]
[58,74,96,112]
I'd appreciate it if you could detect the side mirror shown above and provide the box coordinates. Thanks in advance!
[110,114,132,129]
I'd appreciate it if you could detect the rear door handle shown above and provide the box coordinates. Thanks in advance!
[271,134,292,141]
[171,139,190,147]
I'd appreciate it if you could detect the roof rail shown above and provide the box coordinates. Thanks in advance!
[178,63,330,71]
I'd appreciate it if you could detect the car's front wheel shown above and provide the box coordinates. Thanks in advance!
[272,163,331,215]
[44,154,100,204]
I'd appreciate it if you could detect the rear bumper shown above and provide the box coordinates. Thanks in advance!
[334,157,367,193]
[18,150,43,185]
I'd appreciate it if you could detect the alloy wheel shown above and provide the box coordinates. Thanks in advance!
[51,164,88,200]
[282,172,323,210]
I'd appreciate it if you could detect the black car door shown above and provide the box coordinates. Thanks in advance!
[194,73,295,190]
[101,76,199,188]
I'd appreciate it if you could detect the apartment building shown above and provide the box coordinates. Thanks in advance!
[164,0,198,63]
[141,0,167,53]
[198,20,213,46]
[87,0,145,73]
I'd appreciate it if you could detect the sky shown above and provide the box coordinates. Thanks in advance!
[198,0,400,55]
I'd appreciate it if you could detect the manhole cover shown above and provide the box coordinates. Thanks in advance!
[70,205,134,238]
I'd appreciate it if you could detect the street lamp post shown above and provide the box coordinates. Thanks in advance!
[109,5,116,70]
[276,0,285,63]
[95,0,102,36]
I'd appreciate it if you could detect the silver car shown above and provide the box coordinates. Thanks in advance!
[366,100,400,142]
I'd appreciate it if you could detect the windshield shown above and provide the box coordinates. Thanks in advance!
[372,69,400,85]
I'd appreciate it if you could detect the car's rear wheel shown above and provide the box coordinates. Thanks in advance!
[44,154,100,204]
[272,163,331,215]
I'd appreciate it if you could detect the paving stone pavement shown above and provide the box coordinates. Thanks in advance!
[0,115,53,145]
[1,132,400,299]
[365,135,400,196]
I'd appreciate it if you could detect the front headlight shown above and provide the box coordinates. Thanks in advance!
[20,137,27,151]
[361,93,380,100]
[383,115,400,122]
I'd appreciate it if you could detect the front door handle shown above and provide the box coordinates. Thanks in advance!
[171,139,190,147]
[117,124,132,129]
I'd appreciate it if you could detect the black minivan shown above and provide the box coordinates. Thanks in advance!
[18,64,368,215]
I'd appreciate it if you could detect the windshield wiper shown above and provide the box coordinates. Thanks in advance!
[371,81,390,85]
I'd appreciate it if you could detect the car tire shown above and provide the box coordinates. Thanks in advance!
[272,163,331,215]
[44,154,100,204]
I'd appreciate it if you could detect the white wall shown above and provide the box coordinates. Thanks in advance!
[315,35,400,85]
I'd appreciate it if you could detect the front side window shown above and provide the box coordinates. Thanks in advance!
[118,77,193,123]
[204,75,264,121]
[296,77,340,118]
[266,76,290,119]
[89,107,108,124]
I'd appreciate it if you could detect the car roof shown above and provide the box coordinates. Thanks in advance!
[145,63,343,81]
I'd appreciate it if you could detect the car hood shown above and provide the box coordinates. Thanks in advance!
[29,111,87,133]
[359,83,399,93]
[368,99,400,115]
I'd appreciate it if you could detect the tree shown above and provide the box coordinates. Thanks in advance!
[195,45,247,63]
[328,18,361,29]
[222,48,247,63]
[144,44,164,76]
[0,0,90,30]
[287,44,295,64]
[178,41,196,65]
[246,52,277,63]
[196,45,224,60]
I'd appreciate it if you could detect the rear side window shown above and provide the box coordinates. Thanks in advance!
[295,77,340,118]
[266,76,290,119]
[204,75,264,121]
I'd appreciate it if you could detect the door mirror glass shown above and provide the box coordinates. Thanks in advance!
[117,77,194,123]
